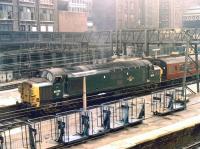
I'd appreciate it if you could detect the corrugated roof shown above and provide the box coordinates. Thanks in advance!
[42,59,152,78]
[159,55,200,64]
[45,68,66,76]
[67,59,151,72]
[67,59,151,78]
[28,78,49,84]
[184,6,200,15]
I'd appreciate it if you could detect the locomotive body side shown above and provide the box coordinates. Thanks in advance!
[64,60,161,96]
[19,59,162,107]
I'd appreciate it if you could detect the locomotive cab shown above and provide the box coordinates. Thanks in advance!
[42,69,65,101]
[19,68,65,107]
[19,78,53,107]
[147,64,162,83]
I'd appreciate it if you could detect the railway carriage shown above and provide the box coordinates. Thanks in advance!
[150,56,200,81]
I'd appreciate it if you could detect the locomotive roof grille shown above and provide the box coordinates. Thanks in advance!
[68,69,110,78]
[159,55,200,64]
[42,59,152,78]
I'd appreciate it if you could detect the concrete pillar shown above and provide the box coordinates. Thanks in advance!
[12,55,18,73]
[39,52,44,68]
[0,54,3,70]
[123,43,127,56]
[73,52,77,64]
[137,44,144,57]
[54,0,58,32]
[13,0,19,31]
[52,52,57,67]
[92,50,95,63]
[144,29,149,56]
[63,52,68,66]
[36,0,40,31]
[194,44,199,93]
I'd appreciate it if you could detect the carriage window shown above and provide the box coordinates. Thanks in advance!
[168,67,174,73]
[175,66,178,71]
[179,64,184,71]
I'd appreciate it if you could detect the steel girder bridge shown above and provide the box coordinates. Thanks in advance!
[1,28,200,55]
[0,28,200,83]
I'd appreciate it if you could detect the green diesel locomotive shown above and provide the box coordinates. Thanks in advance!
[19,59,161,107]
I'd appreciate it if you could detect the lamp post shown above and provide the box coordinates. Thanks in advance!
[83,76,87,111]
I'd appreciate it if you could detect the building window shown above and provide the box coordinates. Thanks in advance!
[20,24,37,32]
[57,0,69,11]
[40,25,46,32]
[0,4,13,20]
[69,0,88,12]
[20,25,26,31]
[19,0,35,3]
[40,0,53,5]
[40,9,53,21]
[130,2,134,10]
[19,6,35,20]
[48,25,53,32]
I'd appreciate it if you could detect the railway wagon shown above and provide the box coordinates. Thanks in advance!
[149,56,200,81]
[19,59,161,107]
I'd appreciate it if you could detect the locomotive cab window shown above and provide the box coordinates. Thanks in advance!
[54,76,62,83]
[46,72,53,82]
[41,71,48,78]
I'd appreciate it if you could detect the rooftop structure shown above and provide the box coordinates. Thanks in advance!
[183,6,200,28]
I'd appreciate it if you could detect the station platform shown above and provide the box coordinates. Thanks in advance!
[0,88,21,107]
[0,79,25,107]
[68,94,200,149]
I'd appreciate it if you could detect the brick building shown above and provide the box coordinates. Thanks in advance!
[92,0,160,31]
[0,0,89,32]
[57,0,88,32]
[183,6,200,28]
[159,0,199,28]
[0,0,57,31]
[58,11,87,32]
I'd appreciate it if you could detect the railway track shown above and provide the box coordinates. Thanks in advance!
[0,80,193,129]
[183,141,200,149]
[0,79,26,91]
[48,84,200,149]
[48,87,200,149]
[0,80,197,149]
